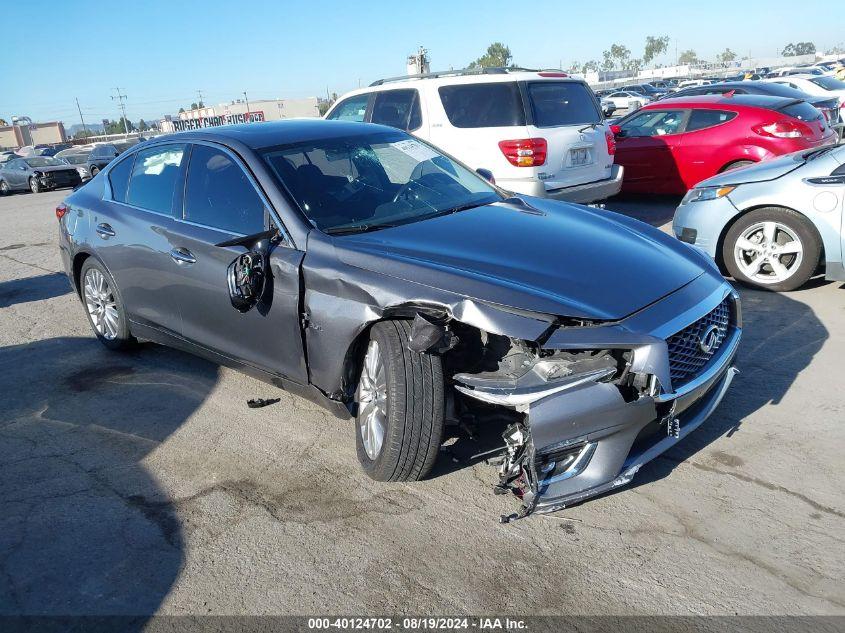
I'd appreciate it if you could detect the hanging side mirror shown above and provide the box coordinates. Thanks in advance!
[215,228,279,313]
[476,168,495,185]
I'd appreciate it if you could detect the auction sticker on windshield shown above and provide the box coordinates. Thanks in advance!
[391,139,440,163]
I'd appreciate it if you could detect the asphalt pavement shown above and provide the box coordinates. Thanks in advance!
[1,189,843,618]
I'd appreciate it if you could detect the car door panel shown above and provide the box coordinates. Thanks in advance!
[169,142,307,383]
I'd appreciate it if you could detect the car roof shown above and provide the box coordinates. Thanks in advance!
[149,119,401,151]
[648,93,798,109]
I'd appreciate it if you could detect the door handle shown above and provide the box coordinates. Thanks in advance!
[96,223,115,238]
[170,247,196,265]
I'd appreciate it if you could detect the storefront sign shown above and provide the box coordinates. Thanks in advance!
[171,111,264,131]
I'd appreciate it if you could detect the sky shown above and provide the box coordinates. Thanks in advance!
[1,0,842,127]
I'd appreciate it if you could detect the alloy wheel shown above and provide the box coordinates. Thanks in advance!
[0,181,8,195]
[83,268,120,340]
[733,221,804,285]
[357,340,387,460]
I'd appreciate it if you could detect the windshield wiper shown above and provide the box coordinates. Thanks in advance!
[432,201,488,217]
[324,223,400,236]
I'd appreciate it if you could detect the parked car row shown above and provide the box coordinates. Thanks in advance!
[0,138,140,195]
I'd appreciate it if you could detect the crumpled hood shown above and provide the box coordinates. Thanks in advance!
[697,151,805,188]
[332,199,707,321]
[32,165,79,174]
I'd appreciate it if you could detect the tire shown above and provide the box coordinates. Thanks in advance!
[0,181,9,196]
[89,165,99,177]
[355,320,445,482]
[722,207,821,292]
[721,160,754,173]
[79,258,136,350]
[29,177,41,194]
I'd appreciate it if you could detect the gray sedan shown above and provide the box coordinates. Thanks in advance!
[0,155,82,194]
[673,145,845,291]
[58,120,740,518]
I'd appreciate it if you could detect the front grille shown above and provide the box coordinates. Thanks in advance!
[666,297,731,386]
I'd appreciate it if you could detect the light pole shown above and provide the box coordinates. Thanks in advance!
[243,91,251,122]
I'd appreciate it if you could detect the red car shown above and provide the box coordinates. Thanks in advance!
[610,94,838,194]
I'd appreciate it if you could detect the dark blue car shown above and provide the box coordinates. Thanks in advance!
[57,120,741,518]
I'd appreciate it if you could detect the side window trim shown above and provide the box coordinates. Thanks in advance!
[179,141,291,245]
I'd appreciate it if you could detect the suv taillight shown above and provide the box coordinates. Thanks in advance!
[752,119,812,139]
[605,130,616,156]
[55,203,68,220]
[498,138,547,167]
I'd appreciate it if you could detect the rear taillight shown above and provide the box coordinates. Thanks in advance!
[752,119,812,139]
[605,130,616,156]
[55,203,68,220]
[498,138,547,167]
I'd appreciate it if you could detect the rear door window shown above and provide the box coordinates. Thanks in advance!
[371,89,422,131]
[326,94,369,122]
[526,82,600,127]
[126,144,187,215]
[685,109,737,132]
[108,155,135,203]
[438,82,526,128]
[183,144,266,235]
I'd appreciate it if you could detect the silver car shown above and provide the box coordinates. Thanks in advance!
[673,145,845,291]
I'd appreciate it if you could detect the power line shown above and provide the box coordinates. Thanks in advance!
[111,88,129,133]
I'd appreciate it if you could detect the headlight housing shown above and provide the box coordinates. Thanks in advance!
[681,185,735,205]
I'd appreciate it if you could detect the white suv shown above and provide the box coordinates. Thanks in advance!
[325,69,623,204]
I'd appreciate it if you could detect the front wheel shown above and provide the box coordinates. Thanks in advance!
[89,165,99,177]
[722,207,821,292]
[29,177,41,193]
[79,258,136,350]
[0,180,9,196]
[355,320,445,482]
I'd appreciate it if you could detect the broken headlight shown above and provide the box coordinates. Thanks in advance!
[454,349,622,408]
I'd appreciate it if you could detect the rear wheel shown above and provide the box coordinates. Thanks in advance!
[723,207,820,292]
[721,160,754,172]
[355,320,445,482]
[79,258,136,350]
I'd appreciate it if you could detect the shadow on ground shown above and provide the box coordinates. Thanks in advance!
[0,336,219,621]
[604,193,681,228]
[0,273,71,308]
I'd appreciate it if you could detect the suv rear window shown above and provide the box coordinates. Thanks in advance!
[438,82,526,128]
[527,82,600,127]
[371,89,422,131]
[779,101,823,122]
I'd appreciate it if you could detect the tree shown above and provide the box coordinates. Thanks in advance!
[678,49,699,65]
[717,48,738,63]
[178,107,185,113]
[468,42,513,69]
[643,35,670,66]
[190,102,199,110]
[782,42,816,56]
[601,43,631,71]
[0,118,7,126]
[138,119,148,132]
[582,60,599,74]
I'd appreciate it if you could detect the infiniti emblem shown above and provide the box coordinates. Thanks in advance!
[698,325,720,353]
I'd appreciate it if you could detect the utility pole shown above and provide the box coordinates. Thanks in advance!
[111,88,129,134]
[75,97,90,136]
[196,89,204,108]
[243,91,251,121]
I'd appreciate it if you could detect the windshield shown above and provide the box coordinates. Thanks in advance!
[62,154,88,164]
[24,157,62,168]
[810,76,845,91]
[262,131,501,234]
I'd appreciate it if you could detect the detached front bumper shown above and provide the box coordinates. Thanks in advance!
[456,274,741,516]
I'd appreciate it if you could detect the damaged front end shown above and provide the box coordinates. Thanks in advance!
[404,282,741,521]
